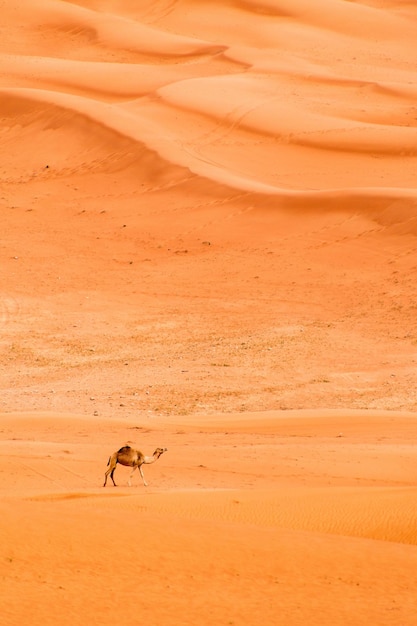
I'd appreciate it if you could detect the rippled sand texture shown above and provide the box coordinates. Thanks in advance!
[2,1,417,415]
[1,2,417,625]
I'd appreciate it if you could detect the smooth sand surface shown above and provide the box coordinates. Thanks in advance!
[1,1,417,624]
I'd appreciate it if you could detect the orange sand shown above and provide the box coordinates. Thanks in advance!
[1,1,417,624]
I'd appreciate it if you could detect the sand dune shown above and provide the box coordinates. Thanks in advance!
[1,1,417,625]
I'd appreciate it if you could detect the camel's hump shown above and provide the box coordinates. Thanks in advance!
[117,445,132,454]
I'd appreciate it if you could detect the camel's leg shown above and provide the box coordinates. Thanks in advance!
[139,465,148,487]
[104,455,118,487]
[104,465,116,486]
[103,467,110,486]
[128,465,138,487]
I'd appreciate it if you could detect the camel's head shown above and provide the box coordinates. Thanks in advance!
[154,447,167,457]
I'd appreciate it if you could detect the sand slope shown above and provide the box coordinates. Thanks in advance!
[1,410,417,626]
[1,1,417,624]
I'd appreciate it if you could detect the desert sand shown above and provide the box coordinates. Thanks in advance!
[1,1,417,624]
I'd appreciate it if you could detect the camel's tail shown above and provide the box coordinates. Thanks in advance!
[107,456,111,466]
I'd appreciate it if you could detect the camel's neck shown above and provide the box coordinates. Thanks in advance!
[144,455,158,464]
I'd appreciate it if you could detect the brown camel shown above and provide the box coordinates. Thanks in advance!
[103,445,167,487]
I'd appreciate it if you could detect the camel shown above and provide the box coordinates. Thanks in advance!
[103,445,167,487]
